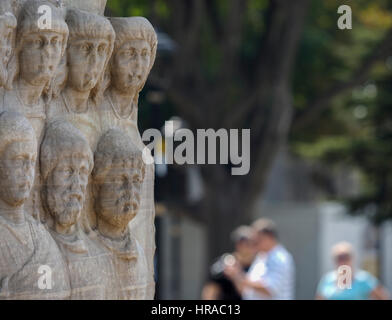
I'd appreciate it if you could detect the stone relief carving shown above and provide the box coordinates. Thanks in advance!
[99,17,158,139]
[92,129,148,300]
[0,8,16,91]
[0,111,70,299]
[47,8,114,149]
[3,0,68,140]
[0,0,158,300]
[9,0,106,16]
[98,17,158,297]
[62,0,107,15]
[40,120,117,299]
[2,0,69,227]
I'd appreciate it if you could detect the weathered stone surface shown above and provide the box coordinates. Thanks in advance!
[92,129,149,299]
[62,0,107,15]
[0,7,16,90]
[10,0,107,16]
[0,111,71,299]
[3,0,68,140]
[98,18,158,295]
[0,0,158,300]
[40,120,117,299]
[47,8,115,150]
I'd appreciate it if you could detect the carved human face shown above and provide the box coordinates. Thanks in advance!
[111,39,151,93]
[67,38,110,92]
[96,161,143,228]
[19,31,64,86]
[45,151,90,229]
[0,140,36,207]
[0,26,14,86]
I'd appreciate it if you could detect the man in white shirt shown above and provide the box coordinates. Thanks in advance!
[225,218,295,300]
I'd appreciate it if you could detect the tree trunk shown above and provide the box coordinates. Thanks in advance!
[204,196,245,264]
[202,167,253,264]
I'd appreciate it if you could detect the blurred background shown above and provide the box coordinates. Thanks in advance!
[106,0,392,299]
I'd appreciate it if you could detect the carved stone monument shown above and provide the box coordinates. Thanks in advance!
[0,0,157,300]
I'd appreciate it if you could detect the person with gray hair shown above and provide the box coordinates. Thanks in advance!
[225,218,295,300]
[0,111,70,299]
[316,241,389,300]
[40,120,117,299]
[91,128,149,300]
[47,8,115,149]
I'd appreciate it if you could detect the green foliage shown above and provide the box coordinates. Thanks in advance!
[290,1,392,223]
[294,66,392,223]
[107,0,147,17]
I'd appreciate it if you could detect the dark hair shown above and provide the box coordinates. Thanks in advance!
[252,218,278,239]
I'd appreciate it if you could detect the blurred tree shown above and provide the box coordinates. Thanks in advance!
[292,1,392,224]
[107,0,392,262]
[344,75,392,224]
[294,73,392,224]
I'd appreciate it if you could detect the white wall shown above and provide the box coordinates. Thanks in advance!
[381,222,392,292]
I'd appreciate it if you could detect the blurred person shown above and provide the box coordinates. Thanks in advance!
[225,218,295,300]
[316,242,389,300]
[201,226,257,300]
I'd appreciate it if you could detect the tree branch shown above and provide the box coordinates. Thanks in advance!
[167,0,186,41]
[243,0,309,199]
[184,0,204,51]
[293,28,392,130]
[225,0,309,129]
[221,0,248,71]
[204,0,224,40]
[170,0,206,102]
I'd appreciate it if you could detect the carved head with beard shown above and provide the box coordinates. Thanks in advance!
[92,129,145,237]
[40,120,93,234]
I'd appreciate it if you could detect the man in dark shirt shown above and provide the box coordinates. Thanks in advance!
[202,226,257,300]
